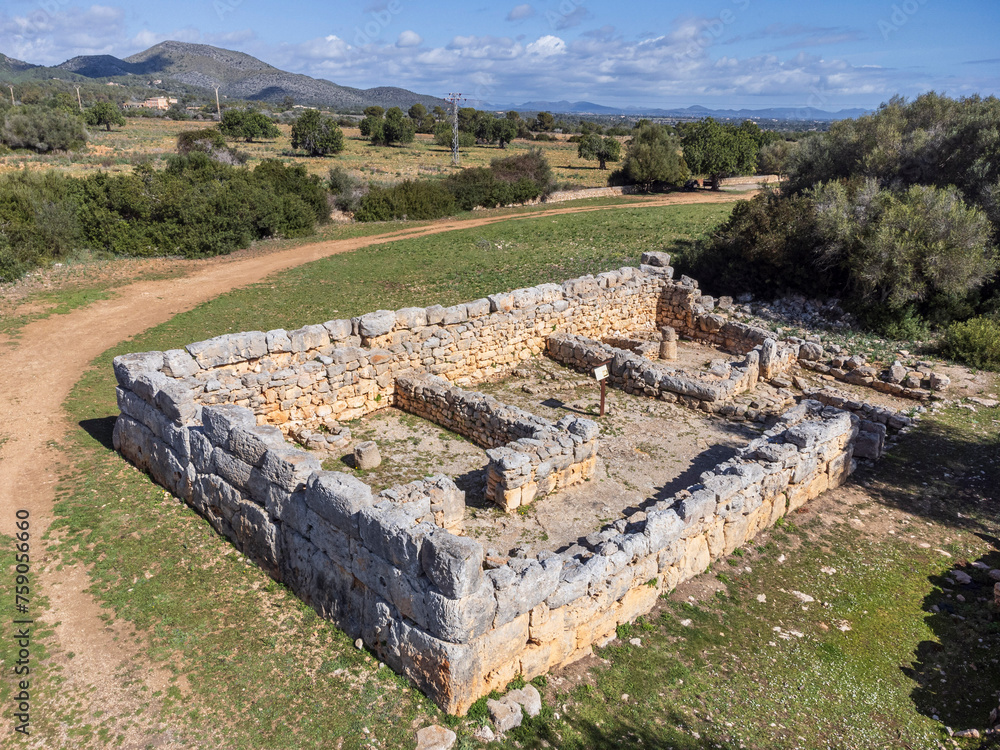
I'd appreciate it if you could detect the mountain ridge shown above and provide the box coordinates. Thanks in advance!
[33,40,445,110]
[489,100,870,121]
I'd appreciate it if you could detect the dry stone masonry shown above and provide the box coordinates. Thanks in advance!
[112,253,912,714]
[395,372,598,512]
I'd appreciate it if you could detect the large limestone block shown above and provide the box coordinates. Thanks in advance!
[304,471,374,536]
[421,529,484,598]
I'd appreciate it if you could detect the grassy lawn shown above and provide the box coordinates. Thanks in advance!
[21,199,999,748]
[0,119,614,189]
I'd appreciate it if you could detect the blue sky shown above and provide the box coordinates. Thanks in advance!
[2,0,998,110]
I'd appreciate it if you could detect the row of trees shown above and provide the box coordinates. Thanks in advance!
[0,156,328,280]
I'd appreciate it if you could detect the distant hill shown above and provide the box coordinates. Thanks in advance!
[0,53,36,74]
[494,100,869,121]
[38,40,445,110]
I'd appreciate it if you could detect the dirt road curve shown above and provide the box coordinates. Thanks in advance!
[0,192,739,746]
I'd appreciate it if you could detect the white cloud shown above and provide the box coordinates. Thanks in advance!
[0,7,937,110]
[526,35,565,57]
[396,30,422,48]
[506,4,535,22]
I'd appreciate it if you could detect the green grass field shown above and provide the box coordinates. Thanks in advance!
[7,199,998,749]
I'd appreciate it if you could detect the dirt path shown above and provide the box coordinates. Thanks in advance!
[0,191,740,747]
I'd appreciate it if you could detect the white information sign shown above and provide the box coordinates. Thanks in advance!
[593,364,609,381]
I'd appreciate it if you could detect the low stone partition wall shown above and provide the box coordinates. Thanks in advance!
[394,372,599,511]
[546,333,761,411]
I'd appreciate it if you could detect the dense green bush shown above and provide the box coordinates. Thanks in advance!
[355,180,455,222]
[291,109,345,156]
[490,149,555,197]
[0,156,329,280]
[1,106,87,152]
[689,93,1000,333]
[941,316,1000,370]
[219,108,281,142]
[354,150,555,221]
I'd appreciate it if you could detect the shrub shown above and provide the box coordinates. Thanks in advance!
[328,167,363,213]
[444,167,500,211]
[490,149,554,197]
[941,316,1000,370]
[0,153,331,279]
[2,106,87,152]
[355,180,455,222]
[177,127,227,154]
[219,108,281,142]
[291,109,345,156]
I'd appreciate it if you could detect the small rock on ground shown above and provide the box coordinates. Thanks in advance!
[488,697,523,733]
[354,440,381,470]
[473,724,496,742]
[504,684,542,718]
[415,725,457,750]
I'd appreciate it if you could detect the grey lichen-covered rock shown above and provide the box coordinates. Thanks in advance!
[798,341,824,361]
[259,447,322,493]
[357,310,396,338]
[505,684,542,717]
[186,331,267,368]
[640,251,671,267]
[415,725,457,750]
[304,471,373,536]
[929,372,951,390]
[161,349,200,378]
[202,404,257,446]
[465,298,490,318]
[488,697,523,733]
[643,508,684,550]
[289,324,329,352]
[113,351,164,389]
[424,304,446,325]
[396,307,428,329]
[354,441,382,470]
[323,319,353,341]
[228,424,286,466]
[421,529,484,599]
[265,329,292,353]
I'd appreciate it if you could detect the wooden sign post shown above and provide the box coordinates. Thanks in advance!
[593,359,611,417]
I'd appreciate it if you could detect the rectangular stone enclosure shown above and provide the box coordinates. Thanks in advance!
[112,253,902,714]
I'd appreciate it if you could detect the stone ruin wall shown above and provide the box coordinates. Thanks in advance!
[111,257,911,714]
[394,373,599,512]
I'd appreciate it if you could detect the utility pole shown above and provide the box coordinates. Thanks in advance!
[75,86,83,112]
[214,87,221,120]
[445,93,466,166]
